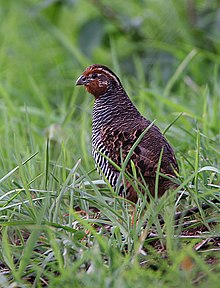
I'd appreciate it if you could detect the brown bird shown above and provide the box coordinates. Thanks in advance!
[76,64,179,203]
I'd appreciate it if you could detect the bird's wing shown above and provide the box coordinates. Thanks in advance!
[101,125,178,178]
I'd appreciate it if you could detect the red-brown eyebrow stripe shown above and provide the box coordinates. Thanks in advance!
[84,67,121,86]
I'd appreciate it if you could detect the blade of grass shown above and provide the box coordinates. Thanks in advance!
[163,48,198,98]
[0,152,39,184]
[162,112,183,135]
[52,159,81,223]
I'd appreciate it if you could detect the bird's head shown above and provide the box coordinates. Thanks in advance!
[76,64,122,99]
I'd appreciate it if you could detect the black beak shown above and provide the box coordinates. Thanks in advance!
[76,75,86,86]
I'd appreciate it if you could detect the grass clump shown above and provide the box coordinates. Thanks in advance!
[0,1,219,287]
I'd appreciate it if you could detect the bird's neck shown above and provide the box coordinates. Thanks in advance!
[92,87,140,131]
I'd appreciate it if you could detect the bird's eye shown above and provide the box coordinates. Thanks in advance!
[91,73,97,79]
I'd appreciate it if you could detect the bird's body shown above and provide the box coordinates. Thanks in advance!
[76,64,178,202]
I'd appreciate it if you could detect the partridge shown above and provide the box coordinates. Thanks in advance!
[76,64,178,202]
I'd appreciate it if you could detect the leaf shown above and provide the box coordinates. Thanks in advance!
[198,166,220,174]
[79,18,105,57]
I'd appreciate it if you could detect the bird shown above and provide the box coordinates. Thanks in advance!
[76,64,179,203]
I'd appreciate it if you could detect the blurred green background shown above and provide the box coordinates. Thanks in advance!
[0,1,220,286]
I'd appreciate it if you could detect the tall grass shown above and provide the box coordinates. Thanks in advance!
[0,1,219,287]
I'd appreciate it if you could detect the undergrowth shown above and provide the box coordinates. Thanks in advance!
[0,1,219,287]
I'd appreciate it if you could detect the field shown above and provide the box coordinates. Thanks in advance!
[0,1,219,287]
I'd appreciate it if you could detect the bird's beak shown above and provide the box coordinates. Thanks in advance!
[76,75,85,86]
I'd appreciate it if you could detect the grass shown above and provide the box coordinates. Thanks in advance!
[0,1,220,287]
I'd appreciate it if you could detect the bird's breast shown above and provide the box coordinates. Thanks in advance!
[92,133,119,188]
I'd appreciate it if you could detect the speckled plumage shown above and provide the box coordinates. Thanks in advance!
[76,64,179,202]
